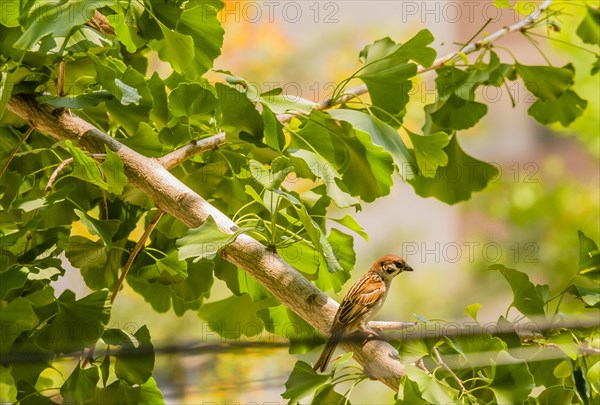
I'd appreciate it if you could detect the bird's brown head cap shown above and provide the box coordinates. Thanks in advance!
[373,254,413,277]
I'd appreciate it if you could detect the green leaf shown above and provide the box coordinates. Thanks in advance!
[101,148,126,195]
[138,251,188,285]
[65,140,110,191]
[0,365,17,403]
[36,91,114,109]
[175,2,225,77]
[312,384,349,405]
[60,363,99,404]
[120,123,164,158]
[90,55,153,133]
[397,338,429,365]
[262,103,285,151]
[489,351,535,403]
[464,303,482,321]
[314,228,354,293]
[100,354,110,387]
[282,360,331,401]
[0,267,28,300]
[409,135,499,204]
[248,157,293,191]
[291,111,395,203]
[288,196,345,274]
[328,109,416,177]
[114,325,155,385]
[65,235,108,274]
[93,377,165,404]
[425,96,488,132]
[516,64,574,101]
[177,216,239,261]
[107,4,144,53]
[528,90,587,127]
[38,290,111,354]
[74,209,120,246]
[577,230,600,281]
[423,65,494,132]
[576,7,600,45]
[217,83,263,141]
[444,333,505,368]
[535,385,574,405]
[588,361,600,394]
[168,81,218,124]
[198,294,272,339]
[148,73,169,130]
[356,37,417,123]
[489,264,546,318]
[0,298,36,355]
[405,364,458,404]
[330,215,368,241]
[155,21,196,76]
[257,305,324,354]
[394,29,437,67]
[568,283,600,308]
[0,64,17,120]
[406,129,449,177]
[259,93,317,115]
[290,150,359,209]
[397,377,428,404]
[14,0,114,49]
[548,332,579,360]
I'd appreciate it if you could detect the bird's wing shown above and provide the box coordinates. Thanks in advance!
[335,272,386,327]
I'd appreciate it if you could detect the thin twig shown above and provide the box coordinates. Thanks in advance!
[111,208,165,304]
[0,127,34,178]
[44,154,106,193]
[158,0,554,168]
[433,347,468,394]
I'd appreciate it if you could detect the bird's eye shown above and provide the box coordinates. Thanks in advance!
[395,261,403,268]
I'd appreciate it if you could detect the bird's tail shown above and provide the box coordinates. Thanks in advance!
[313,333,342,372]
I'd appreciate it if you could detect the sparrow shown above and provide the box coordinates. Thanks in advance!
[313,254,413,372]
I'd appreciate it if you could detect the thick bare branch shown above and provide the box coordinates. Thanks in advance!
[7,94,404,389]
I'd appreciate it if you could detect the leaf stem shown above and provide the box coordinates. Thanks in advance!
[112,208,165,304]
[522,32,553,66]
[527,31,599,55]
[0,127,34,178]
[432,347,468,394]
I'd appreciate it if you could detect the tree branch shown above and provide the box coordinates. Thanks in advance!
[159,0,553,167]
[7,94,404,390]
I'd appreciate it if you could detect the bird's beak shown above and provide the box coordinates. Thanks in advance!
[403,264,414,272]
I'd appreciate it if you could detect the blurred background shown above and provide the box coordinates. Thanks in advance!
[53,1,599,403]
